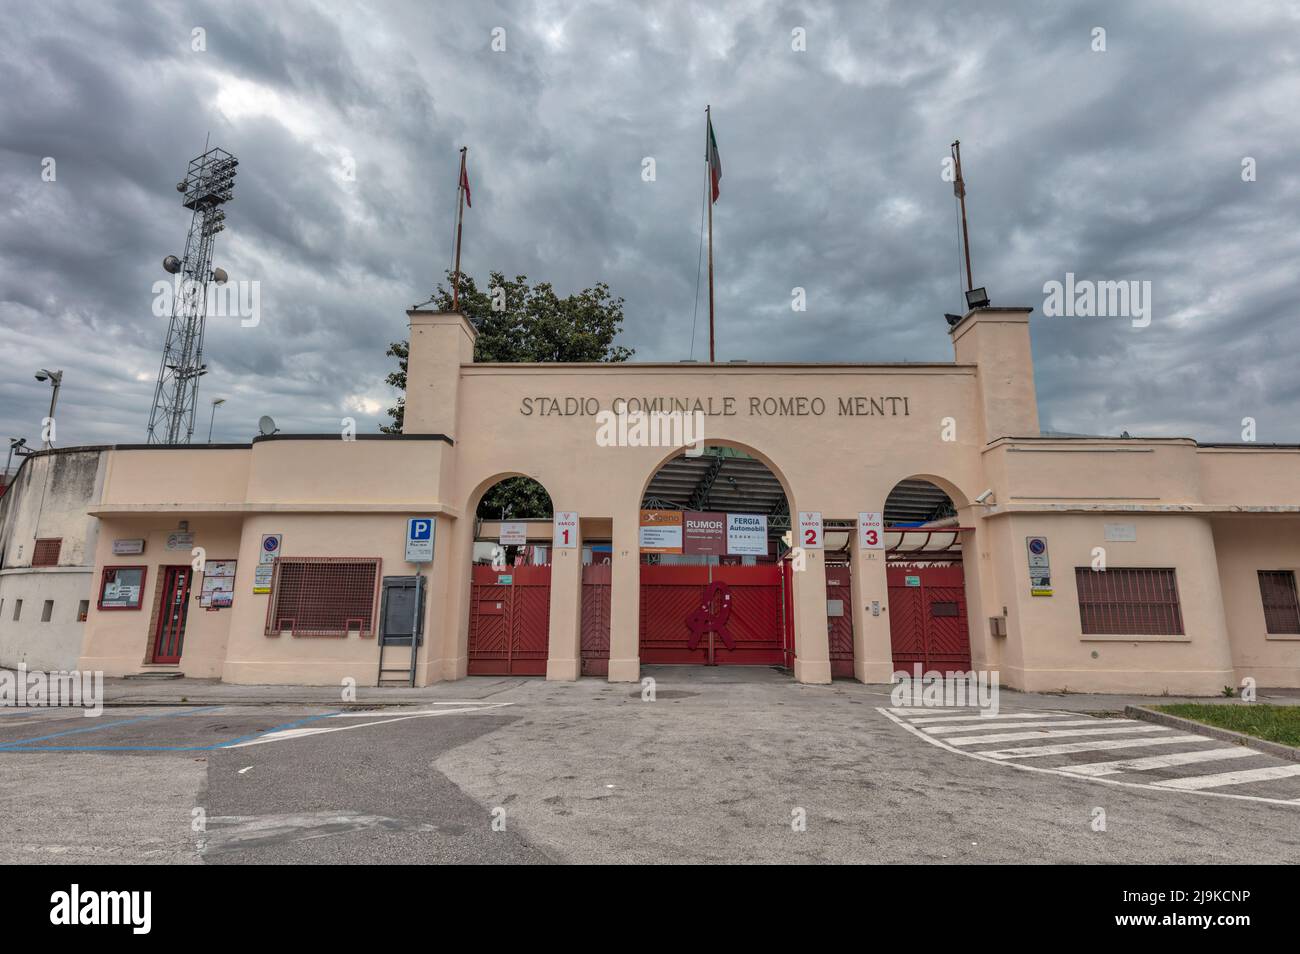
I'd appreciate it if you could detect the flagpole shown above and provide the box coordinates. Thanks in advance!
[452,146,467,312]
[952,139,973,293]
[706,106,715,363]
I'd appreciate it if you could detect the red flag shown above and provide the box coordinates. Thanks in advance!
[707,114,721,203]
[460,157,472,208]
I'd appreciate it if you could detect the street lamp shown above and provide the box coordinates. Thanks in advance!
[207,398,226,443]
[34,368,63,449]
[4,437,28,493]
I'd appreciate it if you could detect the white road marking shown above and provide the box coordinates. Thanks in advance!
[876,707,1300,808]
[947,724,1170,746]
[1152,764,1300,791]
[228,703,513,748]
[906,712,1076,725]
[238,766,253,774]
[984,734,1212,759]
[1058,747,1258,777]
[926,718,1123,735]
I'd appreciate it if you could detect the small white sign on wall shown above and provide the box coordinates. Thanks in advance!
[797,512,824,550]
[499,522,527,546]
[553,512,579,548]
[858,512,884,550]
[1104,523,1137,542]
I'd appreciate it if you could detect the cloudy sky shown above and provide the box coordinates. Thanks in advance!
[2,0,1298,451]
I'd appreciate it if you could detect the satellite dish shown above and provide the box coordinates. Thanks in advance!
[162,255,182,274]
[212,267,228,284]
[257,415,279,437]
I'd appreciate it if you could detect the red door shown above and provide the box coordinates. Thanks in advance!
[826,565,854,678]
[581,563,611,676]
[467,564,551,675]
[887,564,971,674]
[152,566,191,664]
[640,563,785,665]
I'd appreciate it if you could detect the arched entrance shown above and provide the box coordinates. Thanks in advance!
[882,476,973,674]
[466,475,555,675]
[637,444,792,667]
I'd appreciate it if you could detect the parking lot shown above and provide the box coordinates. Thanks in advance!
[0,669,1297,864]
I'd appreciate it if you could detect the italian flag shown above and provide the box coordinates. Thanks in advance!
[707,114,722,203]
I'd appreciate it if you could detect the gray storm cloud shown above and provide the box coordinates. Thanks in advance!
[1,0,1297,447]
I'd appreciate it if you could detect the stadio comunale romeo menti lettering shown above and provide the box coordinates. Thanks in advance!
[519,395,911,417]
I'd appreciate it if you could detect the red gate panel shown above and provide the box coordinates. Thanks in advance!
[581,563,611,676]
[640,563,784,665]
[826,565,854,678]
[887,564,971,674]
[468,564,551,675]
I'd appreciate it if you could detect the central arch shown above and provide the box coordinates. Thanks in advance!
[635,440,795,667]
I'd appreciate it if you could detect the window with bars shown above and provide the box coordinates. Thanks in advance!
[1074,567,1185,636]
[265,557,381,638]
[32,538,62,567]
[1258,570,1300,635]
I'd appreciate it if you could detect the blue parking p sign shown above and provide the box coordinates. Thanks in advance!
[406,518,435,563]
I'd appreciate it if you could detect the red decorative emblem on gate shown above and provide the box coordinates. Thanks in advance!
[686,581,735,651]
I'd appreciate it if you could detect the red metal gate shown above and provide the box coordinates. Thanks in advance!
[640,563,784,665]
[581,563,611,676]
[467,564,551,675]
[152,566,191,664]
[887,564,971,673]
[826,565,854,678]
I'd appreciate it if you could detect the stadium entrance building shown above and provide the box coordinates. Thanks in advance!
[69,306,1300,693]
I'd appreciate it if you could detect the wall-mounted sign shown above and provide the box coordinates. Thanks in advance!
[858,512,884,549]
[683,511,726,555]
[905,575,921,587]
[553,512,579,548]
[726,513,768,556]
[497,574,513,585]
[1104,522,1137,543]
[200,560,237,608]
[639,510,683,553]
[112,538,145,556]
[798,512,824,549]
[166,532,194,551]
[499,522,527,546]
[1026,536,1052,596]
[259,534,282,565]
[98,566,146,610]
[253,564,274,594]
[405,517,435,563]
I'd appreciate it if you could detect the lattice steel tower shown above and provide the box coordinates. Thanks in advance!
[146,146,238,443]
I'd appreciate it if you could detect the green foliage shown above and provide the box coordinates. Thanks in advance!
[1153,704,1300,747]
[382,270,633,432]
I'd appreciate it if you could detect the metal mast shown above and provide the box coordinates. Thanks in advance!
[146,146,238,443]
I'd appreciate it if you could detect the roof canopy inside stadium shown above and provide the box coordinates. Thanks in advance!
[641,446,956,532]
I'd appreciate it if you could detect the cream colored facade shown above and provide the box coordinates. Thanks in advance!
[58,306,1300,693]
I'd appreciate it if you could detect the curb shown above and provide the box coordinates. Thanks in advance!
[1125,705,1300,763]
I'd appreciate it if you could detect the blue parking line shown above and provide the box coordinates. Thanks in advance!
[0,708,342,752]
[0,706,224,750]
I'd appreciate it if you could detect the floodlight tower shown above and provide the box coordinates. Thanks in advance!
[145,145,238,444]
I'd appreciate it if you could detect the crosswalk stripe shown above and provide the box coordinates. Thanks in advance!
[947,724,1170,746]
[906,713,1075,725]
[926,718,1124,735]
[982,734,1212,759]
[1057,747,1259,777]
[1152,764,1300,791]
[887,708,980,716]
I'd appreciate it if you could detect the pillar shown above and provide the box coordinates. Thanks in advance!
[607,506,641,682]
[546,517,582,680]
[792,547,831,684]
[850,543,894,683]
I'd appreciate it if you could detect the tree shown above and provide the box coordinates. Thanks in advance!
[383,270,633,518]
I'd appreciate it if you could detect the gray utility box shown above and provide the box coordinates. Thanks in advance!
[379,575,426,646]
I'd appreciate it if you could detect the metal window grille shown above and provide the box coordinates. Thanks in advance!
[265,557,381,638]
[32,538,62,567]
[1074,567,1184,636]
[1258,570,1300,634]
